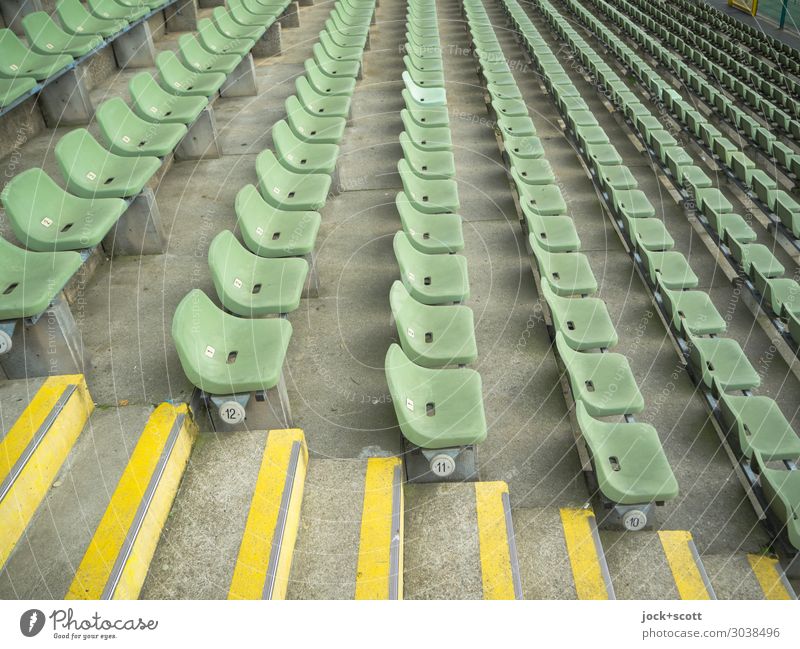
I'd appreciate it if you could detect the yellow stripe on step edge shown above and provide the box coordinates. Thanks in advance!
[560,507,613,600]
[66,403,197,600]
[228,429,308,600]
[747,554,796,600]
[355,457,404,600]
[0,375,93,569]
[475,481,521,600]
[658,530,714,600]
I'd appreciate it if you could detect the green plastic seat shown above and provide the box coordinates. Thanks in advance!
[705,207,757,243]
[575,401,678,504]
[404,58,445,88]
[0,29,72,80]
[393,231,469,305]
[390,281,477,368]
[597,164,637,192]
[129,72,208,124]
[325,23,366,50]
[398,159,459,214]
[659,283,727,335]
[556,333,644,416]
[625,214,674,252]
[228,0,276,27]
[401,95,449,130]
[178,33,241,75]
[717,387,800,460]
[22,11,103,57]
[156,51,225,97]
[497,115,537,138]
[609,187,655,219]
[509,158,556,186]
[0,76,37,108]
[541,283,617,350]
[55,129,161,199]
[401,110,452,151]
[208,230,308,316]
[402,71,446,106]
[405,50,443,73]
[285,95,345,144]
[196,17,254,56]
[686,330,761,390]
[504,134,546,160]
[400,131,454,179]
[256,149,331,211]
[530,238,597,297]
[0,237,82,319]
[319,30,363,62]
[2,168,127,251]
[396,192,463,253]
[385,343,487,449]
[296,76,351,119]
[640,249,699,289]
[213,7,266,40]
[313,43,360,77]
[235,184,320,257]
[87,0,147,21]
[172,289,292,395]
[754,453,800,551]
[517,183,567,216]
[96,97,186,157]
[728,239,785,279]
[304,59,357,96]
[525,211,580,253]
[272,119,339,175]
[56,0,127,38]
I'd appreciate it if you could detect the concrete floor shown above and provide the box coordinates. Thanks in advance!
[1,0,799,599]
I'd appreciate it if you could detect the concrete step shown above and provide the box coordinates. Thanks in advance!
[514,506,615,599]
[602,529,716,599]
[403,481,521,599]
[0,374,95,591]
[287,456,403,600]
[703,553,797,600]
[0,389,155,598]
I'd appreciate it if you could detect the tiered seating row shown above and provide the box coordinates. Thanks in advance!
[597,0,800,186]
[0,0,178,111]
[170,0,376,429]
[0,0,294,367]
[464,0,677,523]
[384,0,486,481]
[519,0,800,557]
[567,0,800,354]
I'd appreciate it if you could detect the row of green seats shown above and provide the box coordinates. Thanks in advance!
[385,0,487,458]
[665,0,800,76]
[0,0,176,108]
[529,0,800,553]
[0,0,292,325]
[602,0,800,183]
[572,0,800,346]
[587,0,800,241]
[468,0,677,509]
[171,0,375,399]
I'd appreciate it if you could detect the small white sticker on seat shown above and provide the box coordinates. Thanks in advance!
[406,398,414,412]
[204,345,216,358]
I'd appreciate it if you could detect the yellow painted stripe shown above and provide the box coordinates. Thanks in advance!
[228,428,308,600]
[66,403,197,600]
[475,481,518,600]
[658,531,712,600]
[747,554,795,600]
[355,457,403,599]
[0,375,93,568]
[560,507,612,600]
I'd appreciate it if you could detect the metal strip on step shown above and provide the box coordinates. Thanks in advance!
[587,509,616,600]
[262,440,301,600]
[501,491,523,600]
[101,413,185,600]
[388,463,402,600]
[0,384,77,503]
[687,538,718,600]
